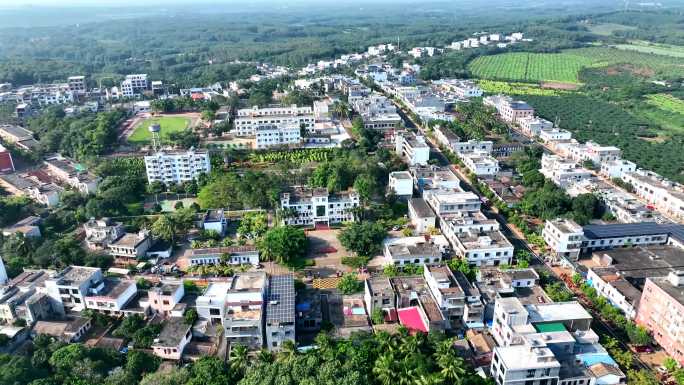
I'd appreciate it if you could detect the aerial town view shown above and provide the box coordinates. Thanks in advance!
[0,0,683,384]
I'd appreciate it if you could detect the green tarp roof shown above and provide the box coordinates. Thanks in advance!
[534,322,566,333]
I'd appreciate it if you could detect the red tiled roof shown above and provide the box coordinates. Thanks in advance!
[0,152,13,173]
[398,307,428,333]
[385,308,398,323]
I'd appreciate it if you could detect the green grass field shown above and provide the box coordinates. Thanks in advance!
[614,41,684,58]
[646,94,684,115]
[468,46,684,84]
[587,23,636,36]
[128,116,190,145]
[636,94,684,133]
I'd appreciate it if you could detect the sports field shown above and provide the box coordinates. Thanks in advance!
[468,47,684,84]
[128,116,190,145]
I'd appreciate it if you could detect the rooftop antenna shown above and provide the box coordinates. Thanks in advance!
[149,123,161,152]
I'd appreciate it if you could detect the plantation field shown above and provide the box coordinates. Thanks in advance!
[468,47,684,84]
[637,94,684,133]
[477,80,570,96]
[569,47,684,78]
[614,41,684,58]
[587,23,637,36]
[468,52,592,83]
[646,94,684,115]
[524,94,684,183]
[128,116,190,145]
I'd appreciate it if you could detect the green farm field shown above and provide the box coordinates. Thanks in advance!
[587,23,637,36]
[614,41,684,58]
[128,116,191,145]
[468,47,684,83]
[636,94,684,133]
[468,52,592,83]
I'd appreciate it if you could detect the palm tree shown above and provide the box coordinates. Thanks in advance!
[314,332,333,352]
[400,334,420,356]
[256,349,273,364]
[375,331,398,354]
[278,340,298,361]
[413,374,442,385]
[436,352,465,385]
[332,101,349,120]
[229,344,249,375]
[373,353,396,385]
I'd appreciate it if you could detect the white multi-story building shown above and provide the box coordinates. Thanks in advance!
[0,173,62,207]
[408,197,436,234]
[254,123,301,149]
[452,229,514,267]
[452,140,494,155]
[440,211,499,244]
[542,219,585,260]
[433,125,461,150]
[67,76,86,94]
[202,209,228,236]
[492,338,562,385]
[424,265,484,330]
[586,267,641,319]
[540,154,593,188]
[539,127,572,143]
[234,105,314,137]
[144,149,211,185]
[432,79,483,98]
[185,246,260,267]
[121,74,148,97]
[83,278,138,316]
[280,187,359,226]
[600,159,636,179]
[265,275,295,351]
[195,273,267,349]
[388,171,414,197]
[483,95,534,124]
[461,151,500,177]
[383,236,448,266]
[410,165,461,192]
[351,93,401,130]
[490,297,622,385]
[395,131,430,166]
[584,141,622,165]
[45,266,104,314]
[84,218,126,250]
[622,170,684,222]
[424,188,481,216]
[518,116,553,137]
[43,154,99,194]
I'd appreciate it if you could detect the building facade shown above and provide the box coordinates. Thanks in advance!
[144,149,211,185]
[280,187,359,226]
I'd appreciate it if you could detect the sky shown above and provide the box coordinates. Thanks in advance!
[1,0,390,7]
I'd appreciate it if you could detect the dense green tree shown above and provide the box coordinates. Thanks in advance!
[338,221,387,257]
[140,367,190,385]
[187,356,233,385]
[337,273,362,294]
[257,226,308,265]
[151,215,176,243]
